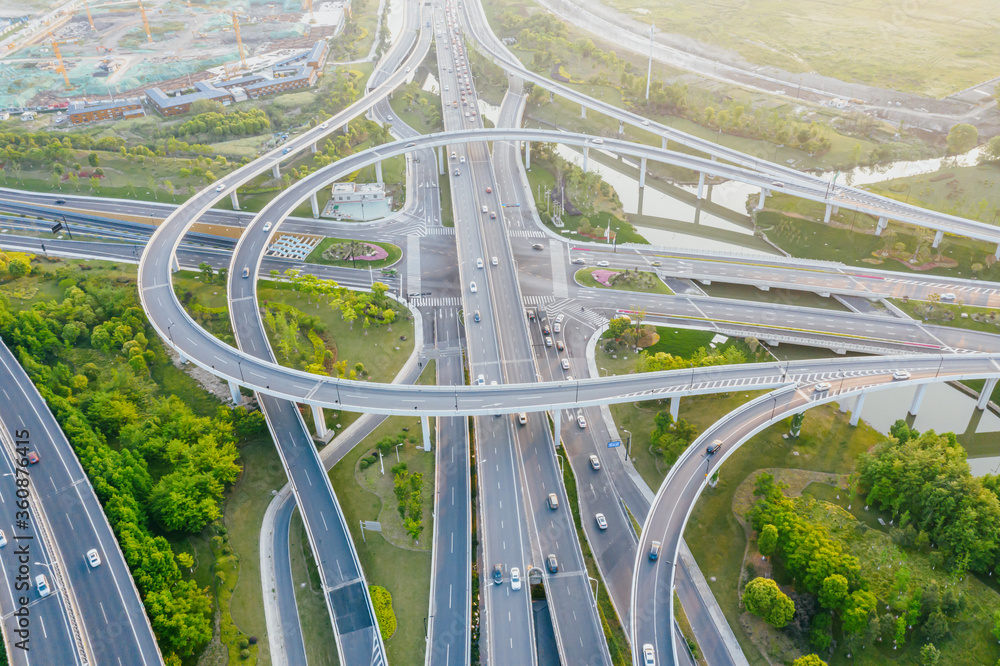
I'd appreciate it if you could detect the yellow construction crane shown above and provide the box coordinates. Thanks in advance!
[84,2,96,30]
[138,0,152,43]
[48,33,72,89]
[306,0,315,23]
[231,11,246,70]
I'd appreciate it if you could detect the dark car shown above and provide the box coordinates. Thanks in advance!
[54,199,66,205]
[546,554,558,573]
[493,563,503,584]
[541,323,550,335]
[706,440,723,455]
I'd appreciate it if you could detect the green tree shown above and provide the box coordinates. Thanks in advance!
[842,589,877,634]
[946,123,979,154]
[920,643,941,666]
[789,411,805,438]
[792,656,827,666]
[818,573,848,609]
[758,524,778,556]
[87,152,99,167]
[742,577,795,628]
[198,262,214,284]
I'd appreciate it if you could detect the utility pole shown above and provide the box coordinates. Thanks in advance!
[645,22,655,101]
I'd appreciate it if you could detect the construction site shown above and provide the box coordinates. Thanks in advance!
[0,0,353,109]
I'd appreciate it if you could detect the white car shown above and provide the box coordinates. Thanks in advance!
[814,382,832,392]
[589,454,600,470]
[476,258,484,269]
[642,643,656,666]
[475,374,485,386]
[510,567,521,590]
[263,221,272,232]
[470,282,477,293]
[892,370,911,381]
[481,205,488,213]
[591,138,604,145]
[597,261,610,267]
[577,412,587,428]
[544,336,553,347]
[320,121,328,129]
[215,184,225,192]
[553,322,561,334]
[491,256,498,266]
[0,530,6,547]
[86,549,101,568]
[518,412,527,425]
[445,85,449,91]
[561,358,570,370]
[555,314,565,323]
[596,513,608,530]
[641,120,650,126]
[460,155,466,163]
[35,574,50,598]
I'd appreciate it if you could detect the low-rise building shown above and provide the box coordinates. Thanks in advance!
[146,81,235,117]
[67,99,145,125]
[330,182,387,203]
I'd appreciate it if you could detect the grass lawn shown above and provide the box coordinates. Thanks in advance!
[223,434,288,666]
[561,447,631,665]
[596,325,762,378]
[866,165,1000,233]
[257,281,413,383]
[681,403,888,664]
[599,0,1000,97]
[438,173,454,227]
[758,208,1000,280]
[576,266,673,295]
[389,88,445,135]
[699,282,849,312]
[305,238,402,270]
[327,362,436,665]
[172,270,236,345]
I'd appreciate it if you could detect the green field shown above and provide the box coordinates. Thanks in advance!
[600,0,1000,97]
[576,266,674,295]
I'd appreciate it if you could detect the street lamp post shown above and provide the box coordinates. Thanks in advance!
[395,442,403,462]
[600,367,608,376]
[622,428,632,457]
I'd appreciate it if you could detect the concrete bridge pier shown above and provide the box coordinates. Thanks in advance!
[696,171,706,200]
[995,243,1000,260]
[229,380,241,405]
[437,146,444,175]
[272,163,280,179]
[311,405,328,438]
[876,216,888,235]
[375,161,383,185]
[661,137,667,150]
[582,146,589,173]
[977,378,997,410]
[310,142,317,153]
[670,397,680,422]
[581,105,586,119]
[230,190,240,211]
[639,156,647,188]
[525,141,530,169]
[909,384,928,416]
[178,352,188,364]
[755,187,768,211]
[823,203,833,223]
[849,392,867,426]
[310,192,320,218]
[343,122,349,134]
[932,229,944,249]
[170,254,179,273]
[422,416,431,452]
[552,409,561,448]
[618,120,624,135]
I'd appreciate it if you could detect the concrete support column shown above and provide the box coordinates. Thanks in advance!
[422,415,431,452]
[618,119,624,135]
[525,141,530,170]
[876,216,888,235]
[375,161,383,185]
[230,190,240,211]
[696,171,706,200]
[670,397,680,422]
[178,352,189,364]
[437,146,444,175]
[755,187,768,211]
[823,203,833,223]
[661,137,667,150]
[311,405,328,438]
[639,156,647,188]
[272,163,280,179]
[228,380,241,405]
[310,192,320,218]
[582,146,589,173]
[581,105,586,119]
[909,384,928,416]
[849,392,866,426]
[932,229,944,249]
[343,122,349,134]
[170,254,179,272]
[552,410,561,448]
[310,142,317,153]
[832,205,839,216]
[995,243,1000,260]
[977,378,997,410]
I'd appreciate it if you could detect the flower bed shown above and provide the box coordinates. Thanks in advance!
[347,243,389,262]
[591,269,619,286]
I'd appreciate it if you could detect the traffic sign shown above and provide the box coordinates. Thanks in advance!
[607,440,621,448]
